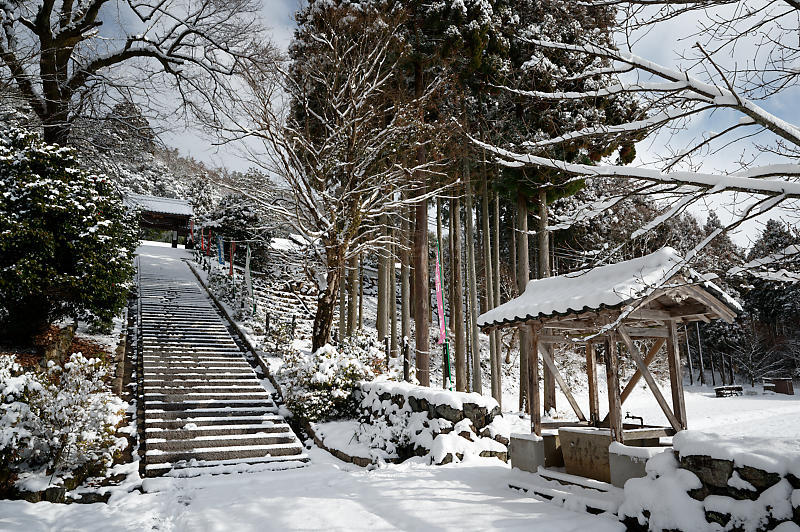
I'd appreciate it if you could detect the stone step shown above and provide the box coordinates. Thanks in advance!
[142,372,256,380]
[145,406,278,419]
[145,414,285,428]
[144,454,310,477]
[145,423,290,438]
[142,361,252,370]
[145,399,274,411]
[144,392,271,402]
[144,385,267,394]
[143,366,254,373]
[144,442,305,465]
[147,432,298,452]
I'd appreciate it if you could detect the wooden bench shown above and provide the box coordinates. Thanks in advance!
[715,385,743,397]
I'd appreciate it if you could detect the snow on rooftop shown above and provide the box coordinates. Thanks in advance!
[124,193,193,216]
[477,247,738,328]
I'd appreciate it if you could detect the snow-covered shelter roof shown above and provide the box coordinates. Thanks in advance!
[477,247,740,330]
[123,193,193,217]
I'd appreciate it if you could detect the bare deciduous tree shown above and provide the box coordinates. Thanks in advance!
[214,7,437,351]
[475,0,800,317]
[1,0,263,145]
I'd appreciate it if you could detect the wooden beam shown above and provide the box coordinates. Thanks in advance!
[684,285,737,323]
[538,334,584,344]
[545,319,596,330]
[586,342,600,426]
[618,326,683,432]
[539,344,586,422]
[624,327,669,338]
[629,309,672,320]
[620,338,666,405]
[599,338,666,426]
[528,324,541,436]
[605,332,623,443]
[666,321,688,430]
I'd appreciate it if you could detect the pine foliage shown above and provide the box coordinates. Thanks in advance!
[0,127,137,340]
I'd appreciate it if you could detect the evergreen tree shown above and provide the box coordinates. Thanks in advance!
[0,127,137,342]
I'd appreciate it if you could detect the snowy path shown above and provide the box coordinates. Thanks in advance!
[136,244,307,475]
[0,449,623,531]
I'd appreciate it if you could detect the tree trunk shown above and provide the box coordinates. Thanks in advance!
[312,247,344,352]
[538,188,556,414]
[377,214,389,341]
[452,196,467,391]
[358,253,364,330]
[493,192,505,380]
[465,159,482,394]
[347,255,358,335]
[401,207,411,343]
[481,172,500,402]
[517,193,530,412]
[338,262,346,342]
[413,183,430,386]
[437,197,447,386]
[390,232,398,357]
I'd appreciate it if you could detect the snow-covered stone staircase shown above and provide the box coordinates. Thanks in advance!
[136,253,308,477]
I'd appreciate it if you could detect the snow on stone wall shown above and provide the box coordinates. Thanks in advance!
[619,431,800,531]
[355,380,508,465]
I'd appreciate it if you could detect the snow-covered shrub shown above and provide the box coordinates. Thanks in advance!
[264,317,294,358]
[278,342,379,423]
[0,353,125,492]
[0,126,137,341]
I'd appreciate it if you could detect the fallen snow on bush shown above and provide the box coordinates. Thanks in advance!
[278,343,378,423]
[0,353,126,492]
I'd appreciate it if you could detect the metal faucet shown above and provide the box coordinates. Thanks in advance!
[625,411,644,427]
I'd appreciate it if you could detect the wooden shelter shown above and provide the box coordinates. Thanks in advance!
[124,193,193,246]
[478,247,740,452]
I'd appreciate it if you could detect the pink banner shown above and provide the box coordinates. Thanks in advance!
[434,246,445,344]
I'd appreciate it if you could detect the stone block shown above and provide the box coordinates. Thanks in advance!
[509,434,545,473]
[680,455,734,489]
[463,403,488,430]
[736,465,781,492]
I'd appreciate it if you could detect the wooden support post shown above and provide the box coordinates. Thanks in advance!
[619,327,683,432]
[586,342,600,426]
[529,324,541,437]
[540,344,586,422]
[666,321,688,430]
[605,333,623,443]
[620,338,666,405]
[599,338,666,427]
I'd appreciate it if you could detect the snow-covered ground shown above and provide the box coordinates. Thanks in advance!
[0,448,623,532]
[4,242,794,530]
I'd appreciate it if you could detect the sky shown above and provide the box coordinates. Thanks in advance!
[156,0,797,249]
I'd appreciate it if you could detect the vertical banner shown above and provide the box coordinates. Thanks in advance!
[217,235,224,265]
[200,227,205,253]
[244,244,254,314]
[434,241,446,344]
[229,242,236,277]
[190,218,194,245]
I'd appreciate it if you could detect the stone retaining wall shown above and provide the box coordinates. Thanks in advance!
[621,432,800,531]
[358,381,508,464]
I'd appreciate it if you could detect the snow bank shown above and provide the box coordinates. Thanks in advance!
[355,380,508,466]
[673,431,800,477]
[618,430,800,531]
[360,380,499,412]
[609,442,666,461]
